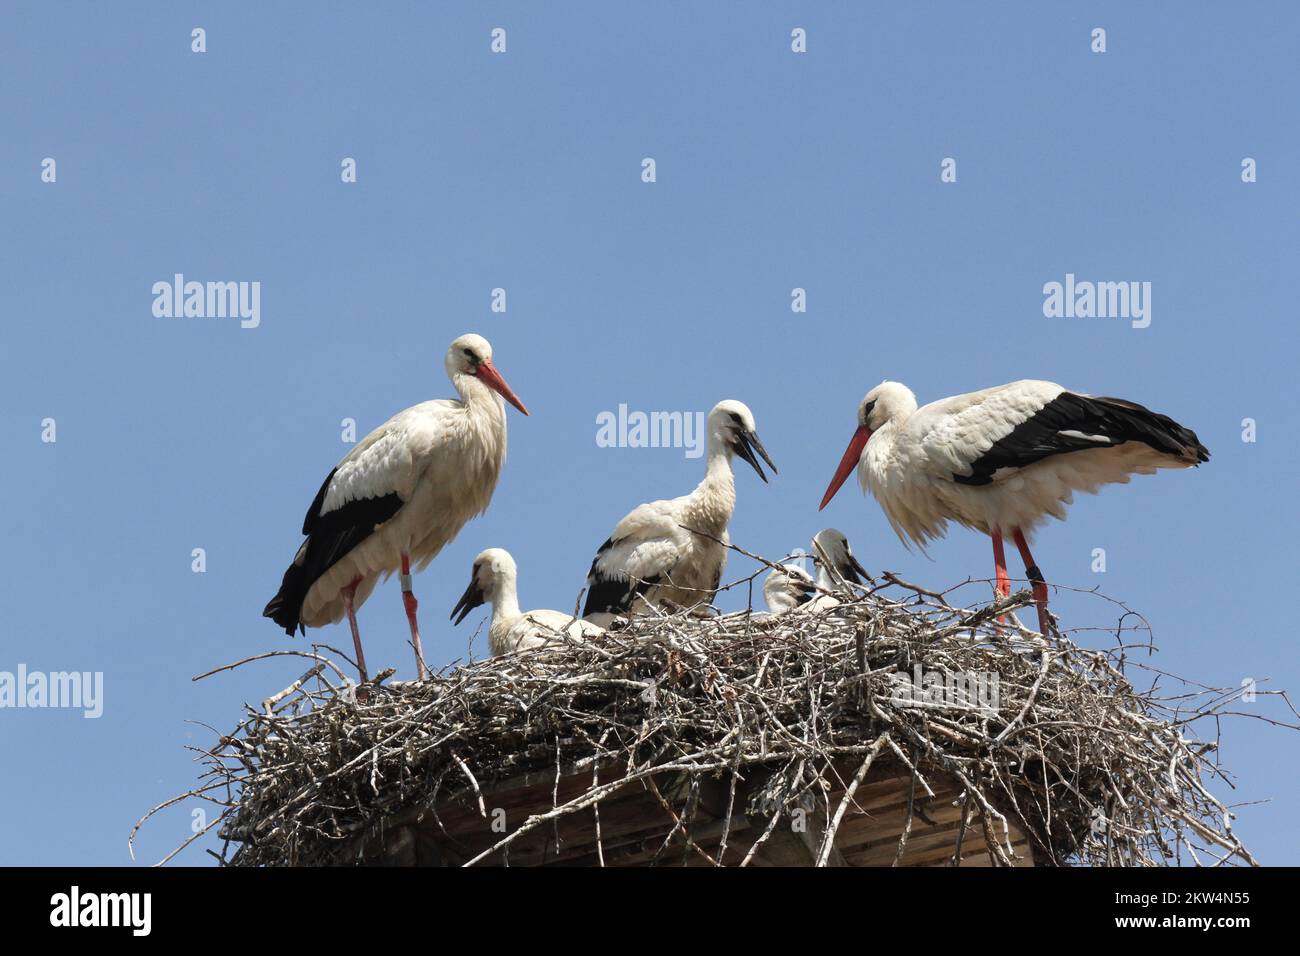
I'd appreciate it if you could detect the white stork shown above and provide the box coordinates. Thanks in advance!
[819,380,1209,633]
[810,528,869,603]
[451,548,604,655]
[582,400,777,625]
[762,528,868,614]
[762,563,817,615]
[263,333,529,681]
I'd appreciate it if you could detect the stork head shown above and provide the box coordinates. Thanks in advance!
[812,527,868,586]
[861,381,917,429]
[447,333,529,416]
[763,564,816,614]
[451,548,517,624]
[819,381,916,510]
[709,400,777,482]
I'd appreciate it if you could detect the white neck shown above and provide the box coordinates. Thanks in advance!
[487,572,522,624]
[702,429,740,484]
[681,436,737,534]
[450,370,509,472]
[453,371,505,418]
[485,571,523,656]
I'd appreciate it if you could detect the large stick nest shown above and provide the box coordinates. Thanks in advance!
[139,559,1286,867]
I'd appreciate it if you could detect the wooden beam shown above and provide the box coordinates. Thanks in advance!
[742,767,848,867]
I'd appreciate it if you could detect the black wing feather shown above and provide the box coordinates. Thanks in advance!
[581,536,664,618]
[954,393,1209,486]
[264,467,404,635]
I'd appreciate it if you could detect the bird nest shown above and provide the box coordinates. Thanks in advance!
[137,566,1284,867]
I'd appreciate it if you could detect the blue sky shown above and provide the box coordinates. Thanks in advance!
[1,3,1296,865]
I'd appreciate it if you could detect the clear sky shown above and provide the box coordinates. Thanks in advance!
[2,3,1296,866]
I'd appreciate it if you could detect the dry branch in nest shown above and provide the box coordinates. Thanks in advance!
[135,557,1291,867]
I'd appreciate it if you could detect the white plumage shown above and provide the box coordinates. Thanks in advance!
[264,333,529,680]
[452,548,604,656]
[820,380,1208,632]
[762,528,868,615]
[807,527,869,611]
[762,563,817,615]
[582,400,777,626]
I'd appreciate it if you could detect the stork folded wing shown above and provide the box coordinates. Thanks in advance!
[952,392,1209,485]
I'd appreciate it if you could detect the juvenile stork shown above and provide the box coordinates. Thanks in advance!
[762,563,817,615]
[263,333,529,681]
[762,528,868,614]
[808,527,869,611]
[582,400,777,625]
[451,548,604,655]
[819,381,1208,633]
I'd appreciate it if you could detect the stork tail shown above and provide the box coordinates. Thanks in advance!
[1090,395,1210,465]
[263,558,308,636]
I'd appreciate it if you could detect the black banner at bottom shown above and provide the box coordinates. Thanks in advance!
[0,864,1281,940]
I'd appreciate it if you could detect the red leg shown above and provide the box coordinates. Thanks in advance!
[401,553,428,680]
[991,530,1010,599]
[341,576,369,683]
[991,530,1010,628]
[1012,529,1051,635]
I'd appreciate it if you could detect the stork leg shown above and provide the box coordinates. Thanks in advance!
[400,553,428,681]
[991,530,1011,599]
[991,530,1010,628]
[1012,529,1051,635]
[341,577,369,683]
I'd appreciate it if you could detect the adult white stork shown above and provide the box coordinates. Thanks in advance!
[451,548,604,655]
[762,528,868,614]
[819,381,1209,633]
[582,400,777,625]
[263,333,529,681]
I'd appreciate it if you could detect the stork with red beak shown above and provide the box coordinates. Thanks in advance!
[264,333,529,681]
[819,380,1208,633]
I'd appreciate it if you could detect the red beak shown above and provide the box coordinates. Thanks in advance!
[476,360,529,416]
[819,425,871,511]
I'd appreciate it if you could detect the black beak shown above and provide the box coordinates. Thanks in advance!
[450,577,485,625]
[733,430,777,483]
[843,553,869,586]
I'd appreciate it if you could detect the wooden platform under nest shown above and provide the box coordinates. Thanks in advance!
[348,758,1037,867]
